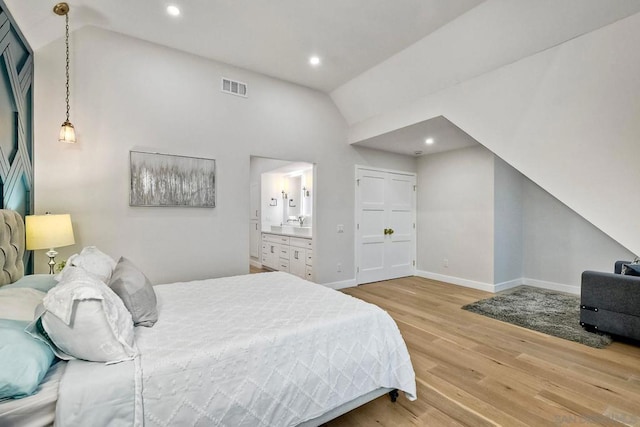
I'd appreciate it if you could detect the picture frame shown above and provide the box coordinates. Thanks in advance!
[129,151,216,208]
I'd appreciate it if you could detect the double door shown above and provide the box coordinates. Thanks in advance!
[356,167,416,284]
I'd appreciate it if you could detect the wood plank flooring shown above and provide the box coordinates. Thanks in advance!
[324,276,640,426]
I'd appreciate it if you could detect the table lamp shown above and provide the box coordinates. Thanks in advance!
[26,213,75,274]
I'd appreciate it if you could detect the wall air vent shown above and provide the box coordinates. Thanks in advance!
[221,77,248,98]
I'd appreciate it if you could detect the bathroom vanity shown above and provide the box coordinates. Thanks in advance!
[261,232,312,281]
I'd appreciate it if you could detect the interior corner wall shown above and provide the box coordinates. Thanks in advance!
[416,142,631,293]
[522,179,635,290]
[416,146,494,285]
[33,26,416,285]
[493,157,523,285]
[342,11,640,257]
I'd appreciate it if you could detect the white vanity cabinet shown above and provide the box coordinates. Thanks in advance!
[261,233,287,270]
[262,233,313,281]
[289,237,312,280]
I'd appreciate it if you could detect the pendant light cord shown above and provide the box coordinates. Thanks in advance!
[64,12,70,122]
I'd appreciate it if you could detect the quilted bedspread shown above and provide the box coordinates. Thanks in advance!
[57,272,416,426]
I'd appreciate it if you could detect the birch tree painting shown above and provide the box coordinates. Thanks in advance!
[130,151,216,207]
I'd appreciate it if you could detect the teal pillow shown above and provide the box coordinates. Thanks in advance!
[0,319,55,399]
[4,275,58,293]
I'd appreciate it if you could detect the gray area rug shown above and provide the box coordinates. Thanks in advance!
[462,286,612,348]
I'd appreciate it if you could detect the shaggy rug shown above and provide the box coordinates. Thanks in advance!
[462,286,612,348]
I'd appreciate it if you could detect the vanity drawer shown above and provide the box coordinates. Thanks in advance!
[279,246,290,259]
[305,250,313,266]
[290,237,311,249]
[305,266,313,281]
[262,233,290,245]
[278,258,290,272]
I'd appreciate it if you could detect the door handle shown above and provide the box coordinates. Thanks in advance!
[383,228,389,235]
[388,228,394,235]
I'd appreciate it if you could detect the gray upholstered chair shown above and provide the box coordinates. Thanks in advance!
[580,261,640,341]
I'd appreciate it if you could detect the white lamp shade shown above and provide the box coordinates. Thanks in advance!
[26,214,75,250]
[59,121,76,143]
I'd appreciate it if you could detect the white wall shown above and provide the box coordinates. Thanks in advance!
[33,26,416,285]
[337,10,640,258]
[493,158,523,285]
[416,145,633,293]
[416,146,494,284]
[522,180,635,291]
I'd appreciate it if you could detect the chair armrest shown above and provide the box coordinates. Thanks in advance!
[581,271,640,315]
[614,261,632,274]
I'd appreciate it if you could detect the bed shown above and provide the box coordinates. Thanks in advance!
[0,210,416,426]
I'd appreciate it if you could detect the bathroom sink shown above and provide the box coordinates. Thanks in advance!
[270,225,311,237]
[293,226,312,237]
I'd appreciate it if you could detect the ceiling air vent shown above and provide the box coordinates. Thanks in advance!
[221,77,248,98]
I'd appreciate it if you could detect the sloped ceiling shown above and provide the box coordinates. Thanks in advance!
[3,0,483,92]
[5,0,640,157]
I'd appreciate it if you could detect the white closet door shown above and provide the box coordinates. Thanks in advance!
[356,167,416,284]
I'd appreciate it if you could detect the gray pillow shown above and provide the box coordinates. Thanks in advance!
[108,257,158,327]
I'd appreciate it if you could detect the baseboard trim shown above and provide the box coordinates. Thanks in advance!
[249,259,262,269]
[523,278,580,295]
[321,278,357,290]
[415,271,578,295]
[494,278,524,293]
[415,270,495,292]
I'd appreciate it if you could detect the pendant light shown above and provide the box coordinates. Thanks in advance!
[53,2,76,143]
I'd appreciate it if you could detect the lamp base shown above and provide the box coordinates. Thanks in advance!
[46,248,58,275]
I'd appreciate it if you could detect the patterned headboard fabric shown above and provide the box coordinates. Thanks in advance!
[0,210,25,285]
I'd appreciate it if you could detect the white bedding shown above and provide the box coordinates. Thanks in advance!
[56,272,416,426]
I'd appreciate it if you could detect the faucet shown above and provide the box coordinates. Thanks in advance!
[298,216,305,226]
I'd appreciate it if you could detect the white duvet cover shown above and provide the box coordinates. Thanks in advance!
[56,272,416,426]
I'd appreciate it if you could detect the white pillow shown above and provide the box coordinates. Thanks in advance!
[0,287,45,321]
[38,267,136,363]
[56,246,117,283]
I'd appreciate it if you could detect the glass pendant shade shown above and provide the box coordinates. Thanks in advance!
[59,120,76,143]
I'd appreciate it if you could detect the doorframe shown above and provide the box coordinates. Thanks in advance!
[354,165,417,285]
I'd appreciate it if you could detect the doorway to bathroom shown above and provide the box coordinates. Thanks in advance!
[249,156,314,279]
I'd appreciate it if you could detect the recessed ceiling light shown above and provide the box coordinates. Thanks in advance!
[425,138,434,145]
[309,56,321,66]
[167,5,180,16]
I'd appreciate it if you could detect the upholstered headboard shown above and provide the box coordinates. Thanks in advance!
[0,210,25,285]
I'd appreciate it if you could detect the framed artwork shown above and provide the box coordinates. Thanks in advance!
[129,151,216,207]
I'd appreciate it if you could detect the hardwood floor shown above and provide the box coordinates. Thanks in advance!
[250,265,270,274]
[325,276,640,426]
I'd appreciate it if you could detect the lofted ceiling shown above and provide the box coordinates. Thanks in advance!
[5,0,640,158]
[4,0,484,92]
